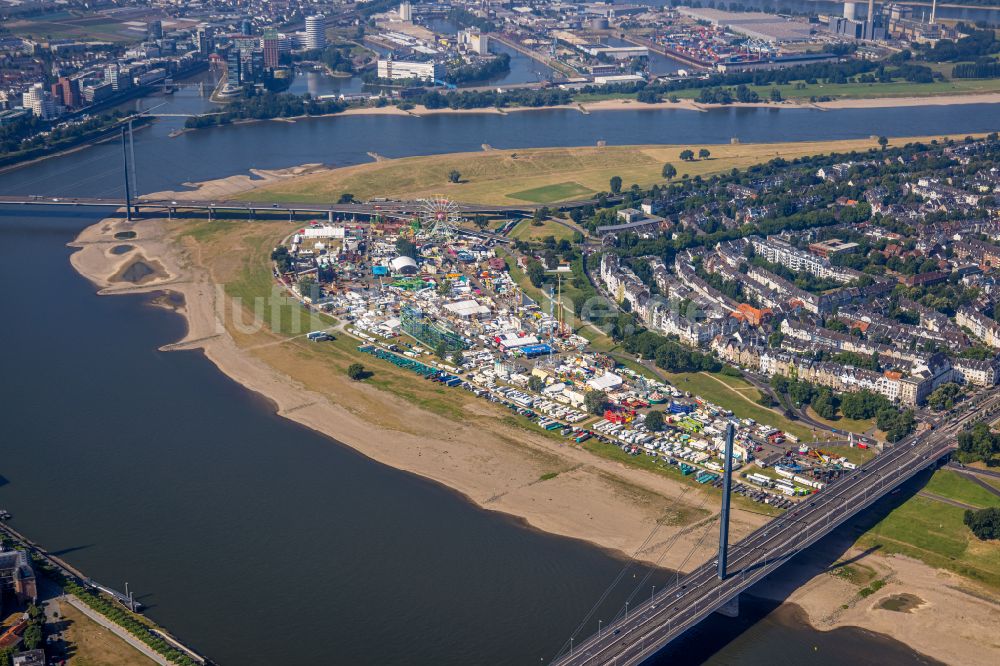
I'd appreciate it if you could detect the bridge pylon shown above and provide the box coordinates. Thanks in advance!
[718,423,735,580]
[120,127,132,222]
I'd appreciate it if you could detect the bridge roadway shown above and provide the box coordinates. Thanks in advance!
[0,193,623,218]
[553,392,1000,665]
[0,194,543,216]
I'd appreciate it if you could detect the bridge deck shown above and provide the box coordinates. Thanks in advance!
[552,395,1000,665]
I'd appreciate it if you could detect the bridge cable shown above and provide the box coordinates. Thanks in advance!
[3,148,125,196]
[552,487,696,658]
[552,484,719,660]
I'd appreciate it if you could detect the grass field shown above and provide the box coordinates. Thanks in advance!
[240,137,960,206]
[508,181,594,203]
[661,371,823,443]
[508,218,577,242]
[857,469,1000,589]
[924,469,1000,508]
[804,406,876,437]
[60,601,156,666]
[7,12,153,43]
[668,78,1000,102]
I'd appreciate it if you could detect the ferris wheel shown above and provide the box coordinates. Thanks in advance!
[419,196,462,238]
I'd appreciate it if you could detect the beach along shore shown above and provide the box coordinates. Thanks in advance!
[67,206,1000,665]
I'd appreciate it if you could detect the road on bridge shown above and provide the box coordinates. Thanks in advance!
[552,391,1000,666]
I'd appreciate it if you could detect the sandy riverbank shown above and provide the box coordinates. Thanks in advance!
[69,212,766,570]
[752,535,1000,666]
[67,209,1000,662]
[814,92,1000,109]
[170,91,1000,138]
[274,91,1000,121]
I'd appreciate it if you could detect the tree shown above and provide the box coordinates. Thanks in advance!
[271,246,293,273]
[770,87,782,102]
[448,169,461,183]
[473,214,488,231]
[437,278,451,296]
[435,341,449,359]
[661,163,677,180]
[528,375,544,392]
[957,421,1000,464]
[609,175,623,194]
[645,410,665,432]
[297,276,319,300]
[22,623,42,651]
[964,507,1000,540]
[450,349,465,367]
[878,136,889,151]
[810,388,837,420]
[526,259,545,288]
[338,193,355,203]
[698,148,711,160]
[680,149,695,161]
[395,237,417,259]
[584,390,607,415]
[346,363,368,380]
[840,389,891,420]
[927,382,961,411]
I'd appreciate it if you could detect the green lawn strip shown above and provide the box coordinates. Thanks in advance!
[579,438,780,518]
[856,495,1000,590]
[979,475,1000,493]
[665,77,1000,102]
[662,371,816,442]
[574,92,640,102]
[508,218,576,242]
[923,469,1000,509]
[507,181,594,203]
[804,406,875,436]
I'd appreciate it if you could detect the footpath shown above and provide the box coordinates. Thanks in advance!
[63,594,170,666]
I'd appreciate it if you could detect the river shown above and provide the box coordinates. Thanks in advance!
[0,79,986,665]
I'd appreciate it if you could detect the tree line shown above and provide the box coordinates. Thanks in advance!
[446,53,511,85]
[185,92,346,128]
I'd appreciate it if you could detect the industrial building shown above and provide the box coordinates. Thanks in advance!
[377,58,444,81]
[678,8,815,43]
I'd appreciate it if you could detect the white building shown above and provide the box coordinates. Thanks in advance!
[21,83,55,119]
[305,15,326,50]
[953,357,1000,387]
[377,59,443,81]
[460,30,489,55]
[956,307,1000,349]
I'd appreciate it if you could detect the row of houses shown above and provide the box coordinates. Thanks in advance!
[714,337,971,405]
[750,236,858,284]
[599,253,738,346]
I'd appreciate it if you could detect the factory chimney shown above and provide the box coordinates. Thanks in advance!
[867,0,875,39]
